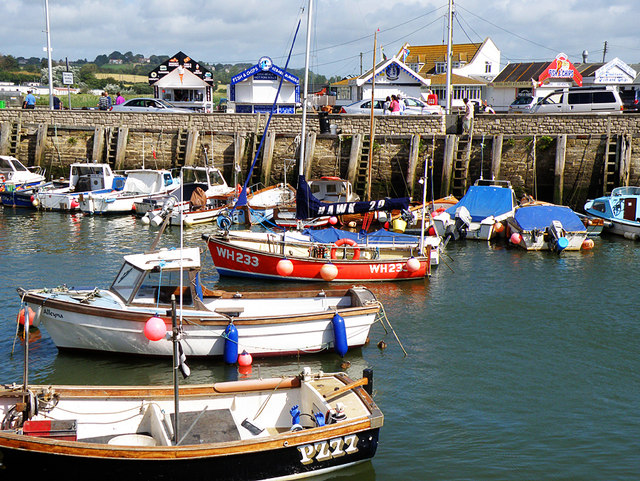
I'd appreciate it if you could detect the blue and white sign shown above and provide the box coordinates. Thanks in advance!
[258,56,273,71]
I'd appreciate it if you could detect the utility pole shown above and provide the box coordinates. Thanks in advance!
[360,52,363,76]
[602,41,608,63]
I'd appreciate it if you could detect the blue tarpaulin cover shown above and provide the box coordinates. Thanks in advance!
[445,185,515,222]
[301,226,420,245]
[512,205,586,232]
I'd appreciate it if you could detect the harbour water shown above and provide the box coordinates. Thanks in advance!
[0,207,638,480]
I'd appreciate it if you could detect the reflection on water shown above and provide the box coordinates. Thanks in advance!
[2,209,640,480]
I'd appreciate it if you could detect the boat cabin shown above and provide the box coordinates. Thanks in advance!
[0,155,46,186]
[110,247,203,307]
[308,177,359,203]
[69,163,125,193]
[121,169,179,195]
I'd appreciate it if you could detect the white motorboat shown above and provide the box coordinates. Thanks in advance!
[79,169,179,214]
[34,162,125,211]
[0,155,46,189]
[18,246,381,358]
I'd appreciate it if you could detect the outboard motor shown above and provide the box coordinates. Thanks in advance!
[150,195,178,226]
[547,220,569,252]
[453,205,472,240]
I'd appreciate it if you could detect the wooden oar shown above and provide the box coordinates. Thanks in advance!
[324,377,368,401]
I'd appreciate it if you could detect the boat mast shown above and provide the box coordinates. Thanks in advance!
[44,0,54,110]
[367,30,377,202]
[445,0,453,114]
[298,0,313,178]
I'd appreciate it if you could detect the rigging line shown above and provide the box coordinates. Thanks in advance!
[455,4,561,54]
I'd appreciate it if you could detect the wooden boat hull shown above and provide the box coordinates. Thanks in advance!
[203,234,430,282]
[0,371,383,480]
[19,287,380,357]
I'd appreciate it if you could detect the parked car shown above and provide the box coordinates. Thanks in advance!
[339,97,443,115]
[110,98,192,113]
[530,86,623,114]
[508,94,540,113]
[620,89,640,113]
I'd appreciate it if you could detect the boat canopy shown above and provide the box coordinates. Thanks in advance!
[123,247,201,271]
[302,226,419,245]
[513,205,586,232]
[445,185,515,222]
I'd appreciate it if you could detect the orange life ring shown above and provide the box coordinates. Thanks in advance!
[330,238,360,260]
[236,184,242,195]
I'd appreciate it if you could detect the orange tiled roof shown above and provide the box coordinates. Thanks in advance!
[400,42,483,76]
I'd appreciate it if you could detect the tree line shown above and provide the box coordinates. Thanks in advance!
[0,51,338,95]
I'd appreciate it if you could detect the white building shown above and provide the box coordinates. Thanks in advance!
[226,56,299,114]
[148,52,215,112]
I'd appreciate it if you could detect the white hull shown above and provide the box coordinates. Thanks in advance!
[25,285,379,357]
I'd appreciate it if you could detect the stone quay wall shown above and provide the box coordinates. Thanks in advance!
[1,108,640,210]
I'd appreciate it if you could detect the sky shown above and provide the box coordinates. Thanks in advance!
[1,0,639,78]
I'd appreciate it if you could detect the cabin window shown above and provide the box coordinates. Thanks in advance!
[111,263,144,302]
[208,169,226,186]
[137,269,193,305]
[163,173,173,186]
[591,201,606,213]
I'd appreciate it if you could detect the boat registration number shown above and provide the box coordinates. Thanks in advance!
[215,247,259,267]
[298,434,358,465]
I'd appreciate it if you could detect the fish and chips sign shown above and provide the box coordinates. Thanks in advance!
[538,53,583,87]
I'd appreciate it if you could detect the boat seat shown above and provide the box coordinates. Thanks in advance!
[138,403,173,446]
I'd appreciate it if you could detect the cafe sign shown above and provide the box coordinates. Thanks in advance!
[538,53,582,87]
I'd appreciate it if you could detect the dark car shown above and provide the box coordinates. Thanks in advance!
[620,89,640,112]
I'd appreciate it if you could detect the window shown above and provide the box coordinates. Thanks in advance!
[485,61,492,73]
[568,92,591,104]
[111,263,143,302]
[593,91,616,103]
[542,93,563,105]
[435,62,446,74]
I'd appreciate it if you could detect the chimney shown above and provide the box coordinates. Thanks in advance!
[582,50,589,63]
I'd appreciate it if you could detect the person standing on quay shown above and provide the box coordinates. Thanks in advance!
[390,95,400,116]
[23,90,36,109]
[97,92,110,110]
[463,97,474,134]
[115,92,125,105]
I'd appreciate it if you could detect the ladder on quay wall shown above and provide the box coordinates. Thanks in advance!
[353,136,371,199]
[104,128,119,166]
[451,131,473,198]
[175,129,189,167]
[602,133,620,196]
[6,121,21,156]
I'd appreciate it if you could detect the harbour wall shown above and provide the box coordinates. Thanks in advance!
[2,108,640,210]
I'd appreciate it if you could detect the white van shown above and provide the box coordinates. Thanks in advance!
[530,86,623,114]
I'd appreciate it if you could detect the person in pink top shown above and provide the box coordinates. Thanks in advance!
[390,95,400,115]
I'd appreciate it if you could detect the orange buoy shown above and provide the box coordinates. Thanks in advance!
[276,258,294,276]
[320,263,338,281]
[582,238,595,250]
[406,257,421,273]
[493,221,505,233]
[427,226,436,236]
[17,307,35,327]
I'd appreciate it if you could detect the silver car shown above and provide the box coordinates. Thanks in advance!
[339,96,443,115]
[110,98,192,113]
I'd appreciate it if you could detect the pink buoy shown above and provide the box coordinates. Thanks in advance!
[144,316,166,341]
[276,258,294,276]
[329,216,338,225]
[406,257,421,273]
[510,232,522,245]
[427,226,435,236]
[320,263,338,281]
[238,350,253,367]
[70,199,79,209]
